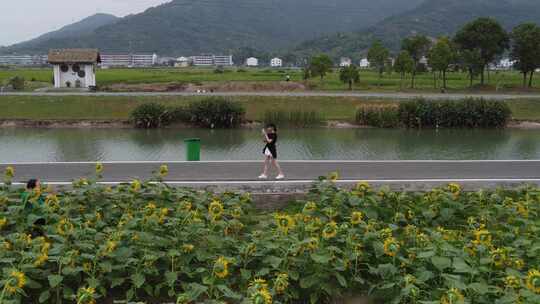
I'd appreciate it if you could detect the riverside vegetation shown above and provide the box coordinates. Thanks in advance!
[0,166,539,303]
[356,98,512,129]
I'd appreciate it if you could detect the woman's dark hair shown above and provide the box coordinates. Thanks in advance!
[266,123,277,132]
[26,179,39,189]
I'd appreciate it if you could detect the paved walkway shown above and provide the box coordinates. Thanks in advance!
[2,91,540,100]
[3,161,540,190]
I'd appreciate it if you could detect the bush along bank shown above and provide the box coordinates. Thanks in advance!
[130,97,246,129]
[356,98,512,128]
[1,166,539,303]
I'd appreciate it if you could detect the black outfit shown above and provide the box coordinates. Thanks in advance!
[263,133,278,159]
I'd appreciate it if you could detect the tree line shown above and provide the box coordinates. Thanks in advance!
[303,18,540,90]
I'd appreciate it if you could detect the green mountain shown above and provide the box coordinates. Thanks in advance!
[5,14,119,53]
[293,0,540,59]
[1,0,423,56]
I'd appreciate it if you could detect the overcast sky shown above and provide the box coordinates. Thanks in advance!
[0,0,171,46]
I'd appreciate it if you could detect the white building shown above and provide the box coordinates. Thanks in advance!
[246,57,259,67]
[175,56,191,67]
[0,55,48,66]
[214,55,233,66]
[340,57,352,67]
[48,49,100,89]
[495,58,515,70]
[100,53,157,67]
[270,57,283,67]
[359,58,370,69]
[191,55,233,66]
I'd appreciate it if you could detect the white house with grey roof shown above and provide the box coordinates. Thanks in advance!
[48,49,101,89]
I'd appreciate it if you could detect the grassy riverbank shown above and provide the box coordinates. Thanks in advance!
[1,95,540,123]
[2,67,540,92]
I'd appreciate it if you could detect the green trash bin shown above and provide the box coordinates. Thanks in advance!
[185,138,201,161]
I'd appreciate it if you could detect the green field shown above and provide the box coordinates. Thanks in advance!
[1,67,539,92]
[1,95,540,122]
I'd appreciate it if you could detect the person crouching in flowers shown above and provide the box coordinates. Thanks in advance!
[259,124,285,180]
[21,179,47,237]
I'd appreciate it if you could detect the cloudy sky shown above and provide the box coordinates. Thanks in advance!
[0,0,171,46]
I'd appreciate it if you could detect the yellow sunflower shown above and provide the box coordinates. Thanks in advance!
[322,221,338,239]
[77,286,97,304]
[213,256,230,279]
[526,269,540,294]
[209,200,224,220]
[5,270,26,294]
[274,273,289,294]
[328,171,339,182]
[350,211,364,225]
[440,288,464,304]
[159,164,169,177]
[95,162,103,174]
[131,179,141,192]
[383,237,400,257]
[303,201,317,213]
[182,244,194,253]
[355,181,371,192]
[0,217,7,230]
[504,275,521,289]
[56,218,74,235]
[4,166,15,178]
[490,248,508,268]
[274,213,295,234]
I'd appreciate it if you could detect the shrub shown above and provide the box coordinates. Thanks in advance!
[214,66,225,74]
[356,105,400,128]
[187,97,245,128]
[130,102,172,128]
[263,109,325,127]
[398,98,511,128]
[8,75,25,90]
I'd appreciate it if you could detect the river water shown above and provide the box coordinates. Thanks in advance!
[1,128,540,162]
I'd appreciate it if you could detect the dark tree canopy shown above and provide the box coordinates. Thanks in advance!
[511,23,540,87]
[454,17,510,85]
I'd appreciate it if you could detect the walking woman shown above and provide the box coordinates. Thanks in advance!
[259,124,285,179]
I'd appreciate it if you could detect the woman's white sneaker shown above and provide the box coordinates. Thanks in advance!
[276,174,285,180]
[258,174,268,179]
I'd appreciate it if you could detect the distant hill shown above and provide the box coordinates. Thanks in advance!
[293,0,540,59]
[0,0,423,56]
[5,14,119,54]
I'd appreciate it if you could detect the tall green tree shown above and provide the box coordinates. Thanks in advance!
[511,23,540,88]
[367,40,390,86]
[309,54,334,80]
[401,35,431,88]
[454,17,510,86]
[428,37,457,89]
[394,51,414,89]
[339,65,360,90]
[457,49,483,87]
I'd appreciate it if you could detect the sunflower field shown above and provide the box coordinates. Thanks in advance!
[0,166,539,304]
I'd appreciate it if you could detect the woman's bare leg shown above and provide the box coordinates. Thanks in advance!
[272,159,284,176]
[262,157,271,175]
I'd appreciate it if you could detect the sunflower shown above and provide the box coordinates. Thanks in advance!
[514,259,525,270]
[303,201,317,213]
[490,248,508,268]
[274,273,289,294]
[249,279,272,304]
[77,286,97,304]
[131,179,141,192]
[306,237,319,251]
[383,237,400,257]
[56,218,74,235]
[275,213,295,234]
[159,164,169,177]
[504,275,521,289]
[355,181,371,192]
[473,228,491,246]
[105,240,117,254]
[95,162,103,174]
[447,183,461,196]
[213,256,230,278]
[526,269,540,294]
[328,171,339,182]
[350,211,364,225]
[5,270,26,294]
[4,166,15,178]
[440,288,464,304]
[34,254,48,267]
[322,221,338,239]
[209,200,225,220]
[0,217,7,230]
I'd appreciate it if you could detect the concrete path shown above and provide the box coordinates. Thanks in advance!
[3,160,540,191]
[2,91,540,100]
